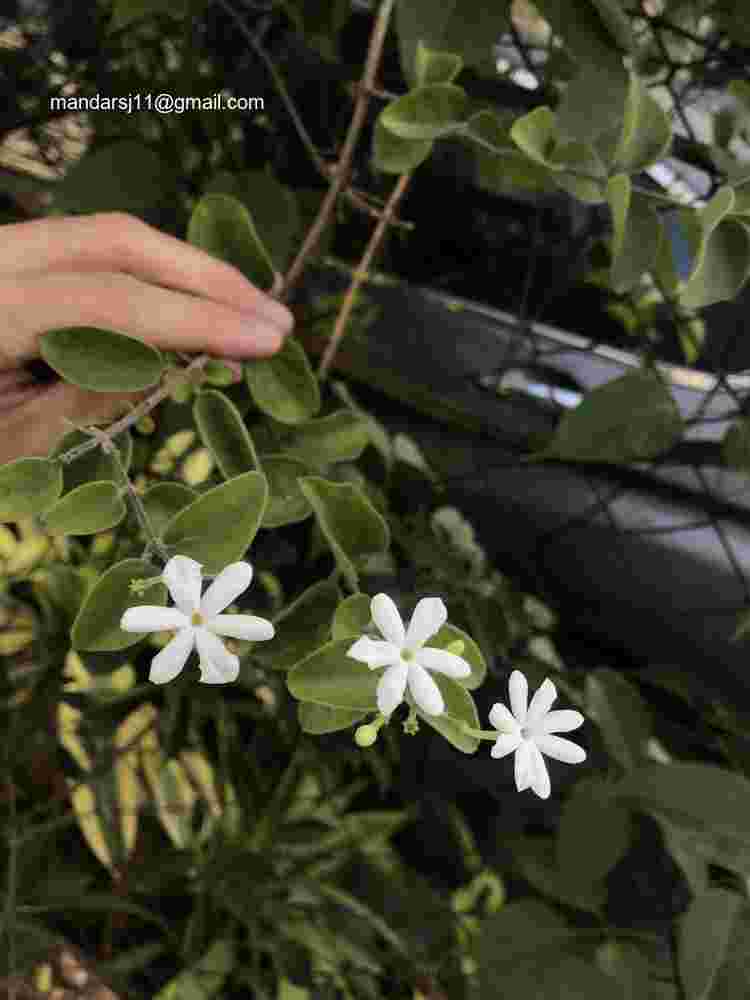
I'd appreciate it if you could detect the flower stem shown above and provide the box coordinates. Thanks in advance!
[460,724,500,740]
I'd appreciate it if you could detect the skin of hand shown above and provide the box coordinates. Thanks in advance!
[0,212,294,464]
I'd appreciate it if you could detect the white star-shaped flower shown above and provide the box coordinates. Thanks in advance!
[120,555,274,685]
[489,670,586,799]
[347,593,471,717]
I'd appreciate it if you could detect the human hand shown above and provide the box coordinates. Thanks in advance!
[0,212,294,464]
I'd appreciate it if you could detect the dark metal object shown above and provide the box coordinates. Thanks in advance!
[300,266,750,707]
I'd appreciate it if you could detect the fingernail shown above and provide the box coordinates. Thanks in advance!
[252,297,294,335]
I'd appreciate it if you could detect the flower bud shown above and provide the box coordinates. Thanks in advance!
[203,360,237,386]
[165,430,196,459]
[5,536,49,576]
[0,525,17,559]
[355,724,378,747]
[91,531,115,557]
[182,447,214,486]
[445,639,465,657]
[168,380,193,404]
[0,630,34,656]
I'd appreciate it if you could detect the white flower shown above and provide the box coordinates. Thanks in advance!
[347,593,471,717]
[120,555,274,685]
[488,670,586,799]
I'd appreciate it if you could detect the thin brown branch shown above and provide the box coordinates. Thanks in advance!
[281,0,397,299]
[318,171,412,379]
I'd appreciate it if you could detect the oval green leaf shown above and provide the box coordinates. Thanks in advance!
[194,388,259,480]
[380,83,468,141]
[40,327,164,392]
[534,370,682,464]
[372,118,434,174]
[411,674,479,753]
[331,593,372,640]
[283,411,370,469]
[162,470,268,575]
[260,454,312,529]
[141,483,198,537]
[0,457,63,521]
[298,476,390,591]
[425,622,486,690]
[287,638,380,710]
[42,481,126,536]
[49,428,133,494]
[245,336,320,425]
[255,575,340,672]
[187,192,275,291]
[679,889,741,1000]
[72,558,167,652]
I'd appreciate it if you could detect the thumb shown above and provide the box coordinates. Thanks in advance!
[0,381,149,465]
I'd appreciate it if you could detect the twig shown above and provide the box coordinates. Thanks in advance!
[281,0,397,299]
[318,171,412,378]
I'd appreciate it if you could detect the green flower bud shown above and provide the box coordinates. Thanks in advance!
[354,724,378,747]
[181,447,214,486]
[165,430,196,459]
[168,380,193,404]
[445,639,465,657]
[203,360,236,386]
[135,415,156,435]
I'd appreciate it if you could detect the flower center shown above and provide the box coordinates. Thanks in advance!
[191,611,203,626]
[520,725,533,740]
[401,648,415,662]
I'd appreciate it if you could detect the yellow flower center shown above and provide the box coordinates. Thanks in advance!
[401,649,415,662]
[191,611,203,626]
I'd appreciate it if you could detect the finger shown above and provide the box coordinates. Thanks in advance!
[0,212,293,332]
[0,380,149,464]
[0,271,288,368]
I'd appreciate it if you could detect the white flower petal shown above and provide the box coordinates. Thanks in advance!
[347,637,401,669]
[540,710,585,734]
[194,626,241,684]
[376,661,409,716]
[404,597,447,649]
[120,606,189,633]
[527,742,551,799]
[535,732,587,764]
[490,732,522,759]
[199,561,253,619]
[206,614,274,641]
[525,678,557,729]
[149,627,195,684]
[407,661,445,716]
[488,702,520,734]
[371,593,405,646]
[415,646,471,678]
[162,556,203,615]
[514,739,534,792]
[509,670,528,724]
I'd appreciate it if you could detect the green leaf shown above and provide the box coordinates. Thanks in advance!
[282,411,370,469]
[155,938,235,1000]
[260,455,312,528]
[681,218,750,310]
[205,169,300,270]
[40,327,164,392]
[613,73,672,172]
[331,593,372,640]
[607,174,661,293]
[415,40,463,86]
[556,777,631,881]
[71,558,167,652]
[287,638,380,711]
[588,0,634,52]
[298,477,390,590]
[465,109,555,195]
[50,428,133,494]
[256,575,340,671]
[141,483,198,537]
[476,898,569,976]
[298,702,366,735]
[41,481,126,535]
[372,118,434,174]
[510,107,558,166]
[187,192,276,292]
[585,669,652,771]
[412,674,479,753]
[514,835,607,915]
[194,389,259,480]
[380,84,468,141]
[650,811,710,896]
[54,141,174,217]
[533,370,682,464]
[547,139,607,204]
[162,471,268,575]
[679,889,741,1000]
[0,457,62,521]
[245,337,320,424]
[277,978,310,1000]
[723,418,750,474]
[616,763,750,861]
